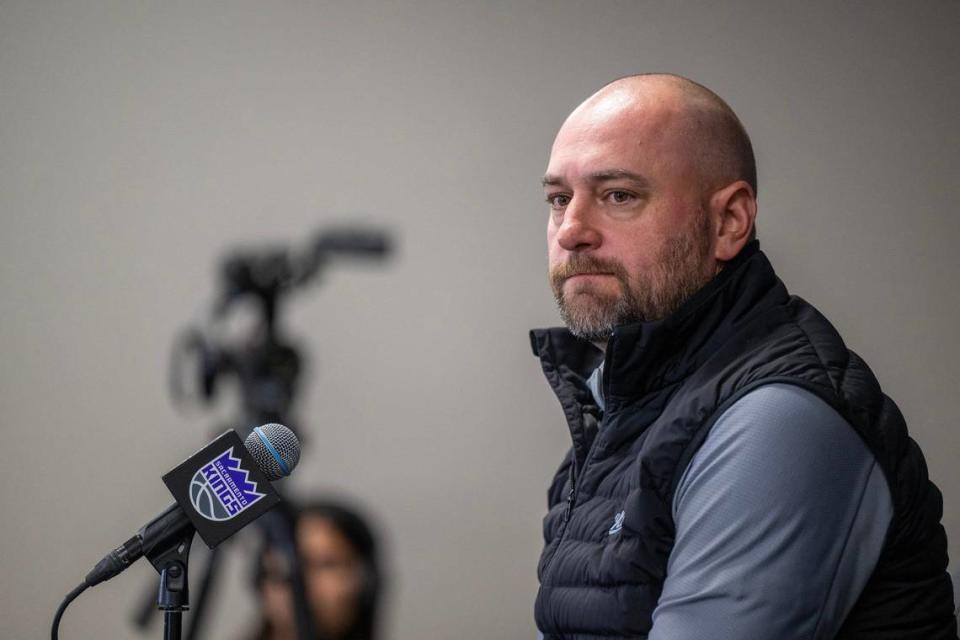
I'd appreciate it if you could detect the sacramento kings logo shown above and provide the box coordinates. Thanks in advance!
[190,447,266,521]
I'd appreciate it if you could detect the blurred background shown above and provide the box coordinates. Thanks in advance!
[2,1,958,638]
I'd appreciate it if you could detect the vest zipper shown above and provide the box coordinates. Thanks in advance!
[563,487,574,522]
[542,423,605,579]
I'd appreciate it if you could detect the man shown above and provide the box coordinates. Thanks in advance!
[531,74,956,639]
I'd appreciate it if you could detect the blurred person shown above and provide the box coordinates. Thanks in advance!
[250,500,383,640]
[531,74,956,639]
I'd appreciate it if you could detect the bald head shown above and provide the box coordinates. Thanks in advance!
[560,74,757,196]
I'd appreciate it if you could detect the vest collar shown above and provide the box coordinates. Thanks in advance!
[531,241,786,410]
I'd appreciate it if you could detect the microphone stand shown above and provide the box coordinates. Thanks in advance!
[181,545,220,640]
[141,505,197,640]
[154,534,194,640]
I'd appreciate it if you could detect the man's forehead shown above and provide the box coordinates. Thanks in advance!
[556,94,677,145]
[545,101,687,183]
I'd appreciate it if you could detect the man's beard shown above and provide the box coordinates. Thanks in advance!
[549,211,714,342]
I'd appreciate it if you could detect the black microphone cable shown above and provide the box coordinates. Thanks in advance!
[51,582,88,640]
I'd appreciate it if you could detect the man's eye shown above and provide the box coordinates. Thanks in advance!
[606,190,635,204]
[546,194,571,209]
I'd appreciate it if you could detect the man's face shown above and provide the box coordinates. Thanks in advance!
[544,94,717,342]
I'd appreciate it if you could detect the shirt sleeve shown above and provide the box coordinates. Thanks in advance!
[648,383,893,640]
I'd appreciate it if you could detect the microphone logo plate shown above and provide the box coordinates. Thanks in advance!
[164,429,282,548]
[189,447,266,521]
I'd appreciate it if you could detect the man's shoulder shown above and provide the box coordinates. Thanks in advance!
[701,382,871,463]
[675,382,888,516]
[717,382,846,428]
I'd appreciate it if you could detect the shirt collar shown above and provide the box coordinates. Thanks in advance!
[586,361,605,412]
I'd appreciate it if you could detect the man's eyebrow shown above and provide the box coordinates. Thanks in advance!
[587,169,650,186]
[541,170,650,188]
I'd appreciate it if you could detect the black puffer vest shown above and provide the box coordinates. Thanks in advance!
[531,242,956,639]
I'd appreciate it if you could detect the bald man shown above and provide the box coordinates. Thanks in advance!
[531,75,956,639]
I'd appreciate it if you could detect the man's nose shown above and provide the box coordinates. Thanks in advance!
[555,199,602,252]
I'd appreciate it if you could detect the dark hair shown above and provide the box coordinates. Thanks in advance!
[301,500,383,640]
[251,498,384,640]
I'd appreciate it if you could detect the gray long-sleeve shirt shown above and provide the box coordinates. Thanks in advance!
[583,369,893,639]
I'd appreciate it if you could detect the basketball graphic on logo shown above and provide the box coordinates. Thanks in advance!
[190,469,232,520]
[191,473,228,520]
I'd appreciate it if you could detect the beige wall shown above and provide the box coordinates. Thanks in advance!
[2,2,958,638]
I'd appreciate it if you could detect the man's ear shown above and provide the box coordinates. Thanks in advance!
[710,180,757,262]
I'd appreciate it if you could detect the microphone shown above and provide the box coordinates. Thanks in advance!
[84,423,300,587]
